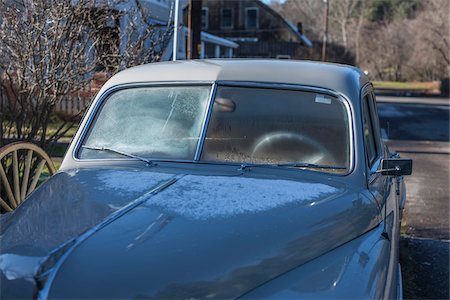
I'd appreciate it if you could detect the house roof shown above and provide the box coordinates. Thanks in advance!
[257,0,312,47]
[181,28,239,48]
[102,59,369,101]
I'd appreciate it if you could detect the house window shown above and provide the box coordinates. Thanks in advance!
[201,7,208,29]
[221,8,233,28]
[246,7,258,29]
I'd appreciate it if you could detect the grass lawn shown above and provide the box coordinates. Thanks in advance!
[373,81,440,91]
[2,120,79,141]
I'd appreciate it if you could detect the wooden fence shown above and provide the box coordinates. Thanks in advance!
[0,80,104,118]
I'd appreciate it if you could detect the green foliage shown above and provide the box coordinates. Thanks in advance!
[368,0,422,22]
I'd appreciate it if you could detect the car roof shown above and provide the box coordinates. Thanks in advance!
[103,59,370,102]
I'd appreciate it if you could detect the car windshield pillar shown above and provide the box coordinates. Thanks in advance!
[194,83,218,160]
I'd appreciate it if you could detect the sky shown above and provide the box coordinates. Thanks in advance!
[262,0,286,4]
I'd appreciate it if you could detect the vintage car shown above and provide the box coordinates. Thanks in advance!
[0,60,412,299]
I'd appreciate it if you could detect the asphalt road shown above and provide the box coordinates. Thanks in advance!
[376,95,449,299]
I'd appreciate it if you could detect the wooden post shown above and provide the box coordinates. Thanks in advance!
[187,0,192,59]
[321,0,329,62]
[191,0,202,59]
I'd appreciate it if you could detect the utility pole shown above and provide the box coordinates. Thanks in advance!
[321,0,329,62]
[187,0,192,59]
[173,0,180,61]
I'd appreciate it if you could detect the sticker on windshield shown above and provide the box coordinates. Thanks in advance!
[315,94,332,104]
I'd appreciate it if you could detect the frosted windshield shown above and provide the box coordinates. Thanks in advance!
[200,86,350,173]
[79,86,211,160]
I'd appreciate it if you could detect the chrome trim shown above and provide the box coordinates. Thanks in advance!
[194,82,217,160]
[72,81,215,162]
[368,156,383,184]
[36,176,180,300]
[398,263,403,300]
[71,80,356,176]
[361,84,384,184]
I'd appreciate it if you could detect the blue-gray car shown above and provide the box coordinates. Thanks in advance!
[0,60,412,299]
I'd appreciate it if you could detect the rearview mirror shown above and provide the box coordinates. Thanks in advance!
[214,98,236,112]
[378,159,413,176]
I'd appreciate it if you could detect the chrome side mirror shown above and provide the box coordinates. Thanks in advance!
[377,159,413,176]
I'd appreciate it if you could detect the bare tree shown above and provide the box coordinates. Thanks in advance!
[416,0,449,76]
[270,0,448,82]
[95,0,174,73]
[329,0,361,48]
[272,0,324,41]
[0,0,101,149]
[0,0,174,150]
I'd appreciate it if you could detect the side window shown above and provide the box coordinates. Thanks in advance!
[362,95,378,167]
[369,92,382,142]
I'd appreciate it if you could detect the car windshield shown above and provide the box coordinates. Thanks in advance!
[201,86,350,173]
[79,84,350,173]
[79,85,212,160]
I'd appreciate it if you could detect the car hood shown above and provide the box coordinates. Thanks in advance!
[0,167,380,299]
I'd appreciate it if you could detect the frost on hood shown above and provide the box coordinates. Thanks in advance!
[95,170,173,195]
[0,169,172,254]
[146,175,338,220]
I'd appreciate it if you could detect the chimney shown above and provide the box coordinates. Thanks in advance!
[297,22,303,35]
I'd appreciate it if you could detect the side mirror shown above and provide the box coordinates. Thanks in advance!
[378,159,413,176]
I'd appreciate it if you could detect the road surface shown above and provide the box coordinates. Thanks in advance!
[376,95,449,299]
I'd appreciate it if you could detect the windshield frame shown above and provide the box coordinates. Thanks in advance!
[73,81,355,175]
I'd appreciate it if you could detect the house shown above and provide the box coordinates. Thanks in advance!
[194,0,312,59]
[134,0,238,60]
[90,0,238,63]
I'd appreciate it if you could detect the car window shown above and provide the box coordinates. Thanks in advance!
[362,94,378,166]
[78,86,211,160]
[201,86,350,173]
[369,92,382,145]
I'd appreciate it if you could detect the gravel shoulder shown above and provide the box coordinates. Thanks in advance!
[400,237,449,299]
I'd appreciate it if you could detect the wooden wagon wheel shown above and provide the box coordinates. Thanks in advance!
[0,142,56,212]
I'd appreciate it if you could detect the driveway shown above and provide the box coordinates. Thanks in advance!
[377,95,449,299]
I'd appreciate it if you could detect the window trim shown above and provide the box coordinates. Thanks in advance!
[221,7,234,29]
[360,85,383,182]
[245,7,259,29]
[362,95,378,166]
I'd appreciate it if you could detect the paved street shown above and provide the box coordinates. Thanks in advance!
[376,95,449,299]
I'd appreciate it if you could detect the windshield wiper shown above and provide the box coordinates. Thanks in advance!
[276,162,347,170]
[82,145,154,166]
[238,162,346,171]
